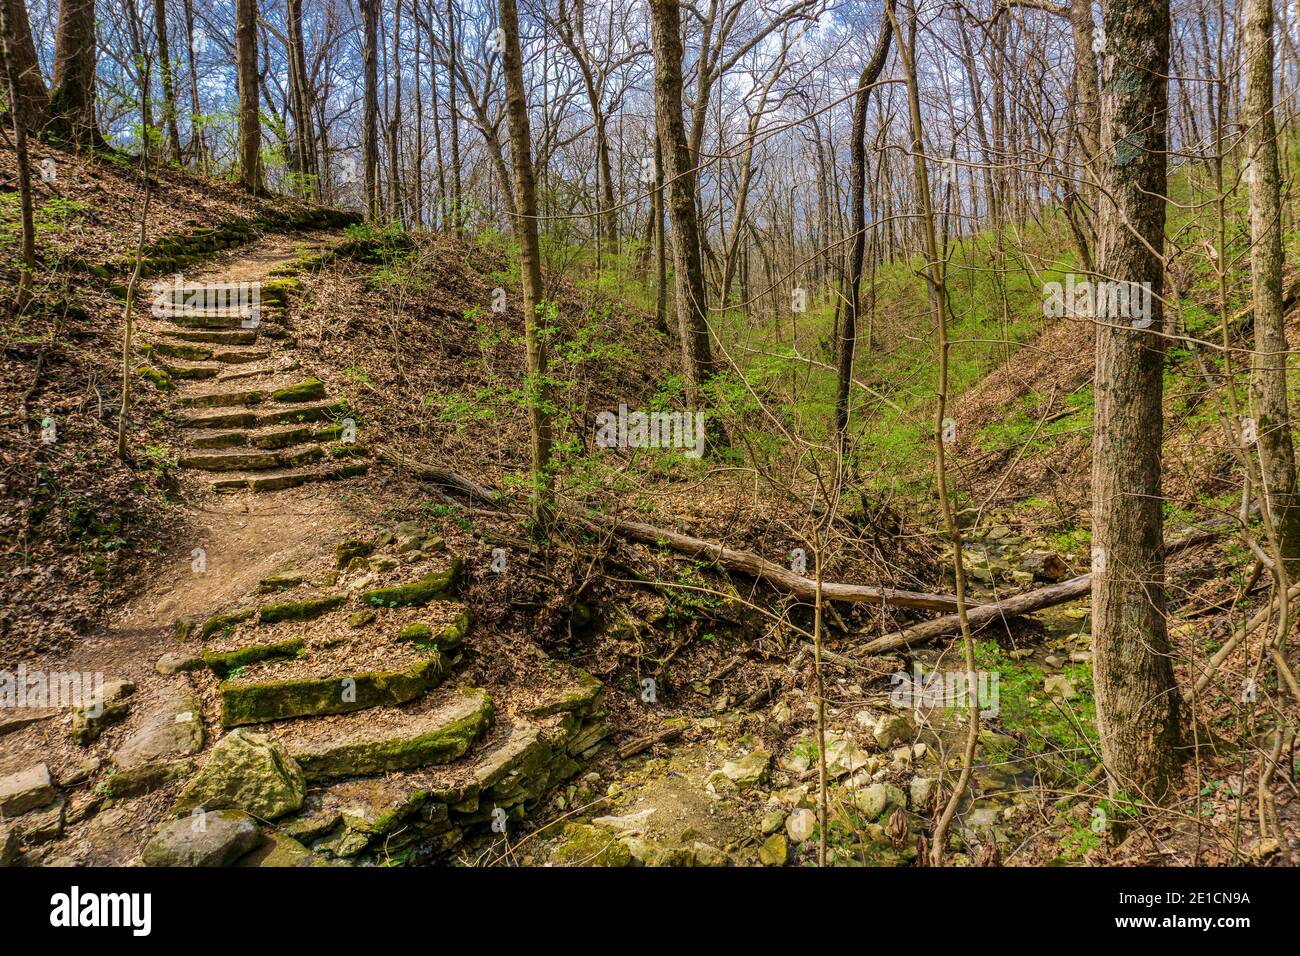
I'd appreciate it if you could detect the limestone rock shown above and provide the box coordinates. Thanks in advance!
[1043,675,1076,700]
[592,808,655,835]
[141,810,263,867]
[825,733,873,778]
[873,712,916,750]
[0,763,56,816]
[709,749,771,789]
[910,776,936,811]
[786,808,816,843]
[173,730,305,820]
[1021,551,1068,582]
[758,833,788,866]
[0,826,18,866]
[156,652,203,676]
[551,823,632,866]
[113,685,204,770]
[70,679,136,744]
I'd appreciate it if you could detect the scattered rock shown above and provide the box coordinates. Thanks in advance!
[99,758,194,798]
[1021,551,1069,582]
[692,842,727,867]
[348,609,377,628]
[173,730,305,820]
[1044,675,1077,700]
[60,757,102,787]
[710,750,771,789]
[0,763,56,816]
[825,733,873,777]
[760,810,785,835]
[758,833,788,866]
[21,800,65,843]
[593,808,656,834]
[141,810,263,867]
[551,823,632,866]
[0,826,18,866]
[156,652,203,676]
[65,792,103,825]
[874,712,916,749]
[70,679,136,745]
[786,808,816,843]
[236,831,313,867]
[910,776,936,810]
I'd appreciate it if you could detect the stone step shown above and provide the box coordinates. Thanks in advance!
[176,377,326,410]
[177,399,346,430]
[209,460,368,492]
[279,688,494,781]
[218,651,448,726]
[151,338,270,365]
[166,328,259,346]
[188,421,348,451]
[180,444,328,472]
[166,312,262,330]
[216,360,300,385]
[150,355,220,380]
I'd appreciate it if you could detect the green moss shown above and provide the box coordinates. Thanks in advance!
[363,560,462,608]
[395,623,434,643]
[294,689,494,781]
[552,823,632,867]
[527,668,603,718]
[272,378,327,403]
[135,365,174,391]
[219,655,448,726]
[204,638,305,678]
[336,539,374,568]
[258,594,346,624]
[258,571,305,593]
[200,607,256,639]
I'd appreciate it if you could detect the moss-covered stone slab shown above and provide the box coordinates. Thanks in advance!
[203,638,305,678]
[258,571,305,593]
[395,607,470,651]
[336,539,374,568]
[200,608,256,639]
[177,387,267,410]
[285,689,494,781]
[271,378,326,403]
[172,730,305,819]
[251,425,314,449]
[525,668,604,719]
[363,560,462,608]
[258,594,346,625]
[179,450,281,472]
[219,655,448,726]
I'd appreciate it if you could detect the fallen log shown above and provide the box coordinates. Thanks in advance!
[855,524,1232,656]
[382,448,978,614]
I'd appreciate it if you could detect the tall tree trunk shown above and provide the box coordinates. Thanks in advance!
[287,0,317,196]
[498,0,552,521]
[1091,0,1182,801]
[835,10,892,444]
[154,0,182,161]
[235,0,262,191]
[445,0,461,235]
[361,0,381,218]
[0,0,36,311]
[1245,0,1300,572]
[48,0,103,147]
[649,0,713,401]
[0,0,48,130]
[654,129,669,335]
[181,0,205,170]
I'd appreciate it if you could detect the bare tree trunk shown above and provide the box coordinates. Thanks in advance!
[445,0,462,235]
[181,0,205,170]
[1245,0,1300,571]
[287,0,318,196]
[0,0,48,130]
[498,0,552,521]
[835,11,892,444]
[154,0,182,161]
[654,129,668,335]
[1091,0,1182,801]
[650,0,713,401]
[360,0,381,218]
[235,0,262,191]
[0,0,36,311]
[48,0,103,147]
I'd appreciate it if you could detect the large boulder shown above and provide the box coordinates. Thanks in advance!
[172,730,305,820]
[142,810,262,867]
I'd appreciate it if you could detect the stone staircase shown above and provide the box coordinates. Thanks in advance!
[138,261,370,493]
[150,522,608,866]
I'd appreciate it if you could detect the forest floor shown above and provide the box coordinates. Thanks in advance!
[1,148,1296,867]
